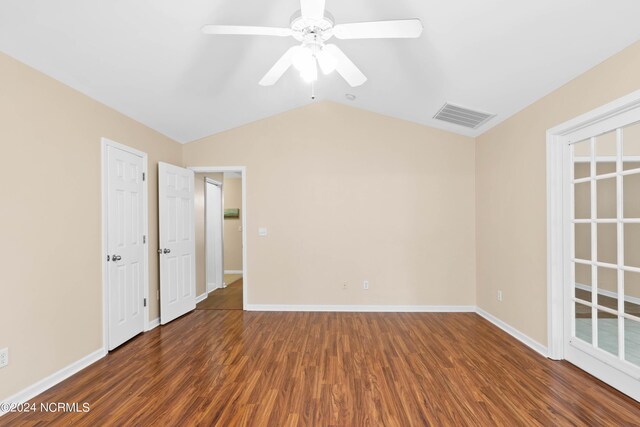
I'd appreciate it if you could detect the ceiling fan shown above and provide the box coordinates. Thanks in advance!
[202,0,423,87]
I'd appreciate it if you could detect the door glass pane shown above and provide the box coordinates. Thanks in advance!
[596,131,617,175]
[624,270,640,317]
[624,318,640,367]
[597,310,618,356]
[575,223,591,261]
[597,267,618,309]
[575,262,592,302]
[624,224,640,268]
[596,178,617,219]
[623,172,640,218]
[597,223,617,264]
[623,121,640,171]
[575,302,592,344]
[574,181,591,219]
[573,139,591,179]
[596,161,616,175]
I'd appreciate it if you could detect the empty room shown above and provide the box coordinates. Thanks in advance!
[1,0,640,425]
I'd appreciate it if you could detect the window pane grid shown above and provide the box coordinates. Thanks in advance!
[570,127,640,367]
[573,219,640,224]
[571,297,640,322]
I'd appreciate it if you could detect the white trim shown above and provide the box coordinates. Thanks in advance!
[476,309,548,357]
[147,317,160,331]
[196,293,208,304]
[224,270,243,275]
[0,348,106,415]
[190,166,245,173]
[246,304,476,312]
[101,138,149,352]
[574,283,640,306]
[547,89,640,142]
[188,166,247,311]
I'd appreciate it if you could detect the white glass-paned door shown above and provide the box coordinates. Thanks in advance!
[570,121,640,376]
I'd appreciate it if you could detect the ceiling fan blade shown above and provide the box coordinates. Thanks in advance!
[323,44,366,87]
[300,0,326,20]
[201,25,293,37]
[333,19,423,39]
[259,46,297,86]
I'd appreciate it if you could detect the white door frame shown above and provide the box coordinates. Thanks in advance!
[205,177,224,293]
[101,138,150,351]
[189,166,247,310]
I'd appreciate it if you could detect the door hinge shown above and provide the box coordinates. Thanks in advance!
[142,172,146,181]
[144,298,147,307]
[143,235,146,244]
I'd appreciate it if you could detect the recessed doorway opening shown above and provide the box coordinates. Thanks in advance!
[190,167,247,310]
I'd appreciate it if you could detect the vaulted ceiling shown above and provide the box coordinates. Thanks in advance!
[1,0,640,143]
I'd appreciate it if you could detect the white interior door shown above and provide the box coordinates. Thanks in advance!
[206,179,224,292]
[159,162,196,324]
[107,145,145,350]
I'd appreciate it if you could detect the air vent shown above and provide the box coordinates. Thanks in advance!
[433,103,495,129]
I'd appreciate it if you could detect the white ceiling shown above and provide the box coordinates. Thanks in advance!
[1,1,640,143]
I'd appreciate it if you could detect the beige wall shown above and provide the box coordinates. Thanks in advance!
[223,177,243,272]
[0,52,182,401]
[183,102,476,306]
[476,40,640,345]
[194,173,223,296]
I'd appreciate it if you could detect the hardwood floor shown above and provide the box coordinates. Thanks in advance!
[197,279,243,310]
[2,312,639,426]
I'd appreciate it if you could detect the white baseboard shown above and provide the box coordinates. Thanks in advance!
[476,308,548,357]
[196,293,208,303]
[207,283,223,293]
[224,270,243,275]
[575,283,640,305]
[147,317,160,331]
[245,304,476,313]
[0,348,106,416]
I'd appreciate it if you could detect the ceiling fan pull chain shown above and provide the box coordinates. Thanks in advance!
[311,80,316,100]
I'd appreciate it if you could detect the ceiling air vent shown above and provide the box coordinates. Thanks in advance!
[433,103,495,129]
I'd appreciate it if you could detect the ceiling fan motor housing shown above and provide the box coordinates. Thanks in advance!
[290,10,334,42]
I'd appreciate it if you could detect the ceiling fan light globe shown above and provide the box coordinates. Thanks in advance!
[300,62,318,83]
[316,48,337,75]
[292,46,314,72]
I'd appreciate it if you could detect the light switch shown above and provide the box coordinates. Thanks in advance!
[238,225,243,232]
[258,227,268,236]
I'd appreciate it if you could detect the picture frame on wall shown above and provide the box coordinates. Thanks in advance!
[224,208,240,219]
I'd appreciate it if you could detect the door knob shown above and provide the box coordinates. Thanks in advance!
[163,248,171,254]
[112,255,122,261]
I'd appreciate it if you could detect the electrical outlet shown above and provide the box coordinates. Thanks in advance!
[497,290,503,302]
[0,348,8,368]
[342,281,347,290]
[363,280,369,290]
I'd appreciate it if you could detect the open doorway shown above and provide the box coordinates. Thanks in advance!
[192,168,246,310]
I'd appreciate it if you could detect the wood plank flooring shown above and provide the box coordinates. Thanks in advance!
[1,312,639,426]
[197,279,243,310]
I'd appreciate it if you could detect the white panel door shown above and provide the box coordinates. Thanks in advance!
[159,162,196,324]
[206,179,224,292]
[107,146,145,350]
